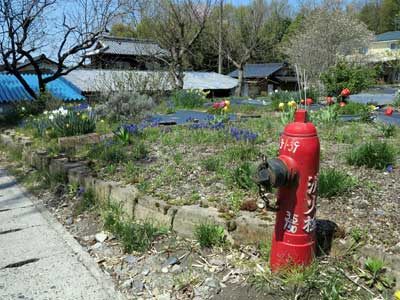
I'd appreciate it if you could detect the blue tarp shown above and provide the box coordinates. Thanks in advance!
[0,74,85,103]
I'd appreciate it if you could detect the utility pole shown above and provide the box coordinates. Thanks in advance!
[218,0,223,74]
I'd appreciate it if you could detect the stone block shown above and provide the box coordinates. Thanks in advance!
[110,185,139,218]
[0,134,14,146]
[172,205,227,239]
[58,133,101,150]
[49,158,86,177]
[134,196,177,228]
[67,166,91,186]
[230,212,274,245]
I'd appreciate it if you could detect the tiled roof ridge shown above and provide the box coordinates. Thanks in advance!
[100,36,159,44]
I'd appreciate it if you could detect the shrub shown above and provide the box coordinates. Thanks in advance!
[346,141,395,169]
[95,92,155,123]
[171,89,207,109]
[194,223,226,248]
[394,92,400,108]
[321,61,377,96]
[318,169,356,198]
[310,105,338,125]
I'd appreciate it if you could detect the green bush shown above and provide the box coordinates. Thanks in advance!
[194,223,226,248]
[201,156,222,172]
[95,92,155,123]
[377,123,396,138]
[318,169,356,198]
[346,141,395,169]
[321,61,377,96]
[171,89,207,109]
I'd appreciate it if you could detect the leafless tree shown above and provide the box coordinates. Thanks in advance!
[0,0,119,99]
[216,0,267,96]
[135,0,213,89]
[282,6,374,85]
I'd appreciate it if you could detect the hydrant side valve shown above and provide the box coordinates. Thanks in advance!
[262,109,320,272]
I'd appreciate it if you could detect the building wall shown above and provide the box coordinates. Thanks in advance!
[368,41,400,56]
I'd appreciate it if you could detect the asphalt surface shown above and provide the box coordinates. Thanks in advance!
[0,168,125,300]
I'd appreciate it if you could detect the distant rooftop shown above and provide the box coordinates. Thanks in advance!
[228,63,285,78]
[0,74,84,103]
[86,36,167,57]
[375,31,400,42]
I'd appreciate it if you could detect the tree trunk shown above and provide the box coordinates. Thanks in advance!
[12,71,38,100]
[236,67,245,96]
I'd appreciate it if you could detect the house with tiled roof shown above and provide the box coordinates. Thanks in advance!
[228,63,297,96]
[85,36,168,70]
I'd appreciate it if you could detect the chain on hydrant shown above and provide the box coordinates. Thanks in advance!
[255,109,320,271]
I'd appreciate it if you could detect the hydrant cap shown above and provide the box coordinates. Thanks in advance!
[284,109,317,137]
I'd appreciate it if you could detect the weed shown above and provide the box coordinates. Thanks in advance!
[130,141,148,160]
[190,191,201,202]
[318,169,356,198]
[173,152,183,165]
[173,270,201,291]
[377,123,396,138]
[194,223,226,248]
[228,162,256,190]
[88,140,126,163]
[360,257,395,291]
[229,191,244,214]
[349,227,364,243]
[224,145,258,162]
[73,188,96,216]
[201,156,222,172]
[321,274,344,300]
[346,141,395,169]
[102,202,166,252]
[258,240,272,263]
[123,161,142,183]
[104,164,118,175]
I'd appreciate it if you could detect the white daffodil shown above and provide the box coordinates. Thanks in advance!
[49,115,54,121]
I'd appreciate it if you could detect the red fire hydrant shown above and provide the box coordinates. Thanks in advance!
[256,109,320,271]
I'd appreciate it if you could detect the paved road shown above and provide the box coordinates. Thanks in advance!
[0,168,125,300]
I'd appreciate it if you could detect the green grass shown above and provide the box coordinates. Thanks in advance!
[318,169,356,198]
[102,201,166,252]
[345,141,395,169]
[201,156,223,172]
[227,162,257,190]
[194,223,226,248]
[73,188,96,216]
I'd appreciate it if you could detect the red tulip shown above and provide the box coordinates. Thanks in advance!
[306,98,313,105]
[325,97,333,104]
[212,103,220,109]
[220,101,226,108]
[385,108,393,116]
[339,102,346,107]
[340,88,351,97]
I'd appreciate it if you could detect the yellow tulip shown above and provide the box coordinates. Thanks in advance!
[66,123,70,128]
[368,105,377,111]
[288,101,297,108]
[394,290,400,300]
[100,119,105,123]
[225,100,231,106]
[82,114,87,120]
[279,102,285,110]
[223,106,228,112]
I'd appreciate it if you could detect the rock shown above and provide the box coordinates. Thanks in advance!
[141,267,150,276]
[95,232,108,243]
[90,242,103,251]
[210,258,225,267]
[171,265,182,273]
[132,280,144,292]
[124,255,138,265]
[392,242,400,254]
[164,256,179,266]
[157,293,171,300]
[357,199,369,209]
[121,279,133,289]
[204,277,220,290]
[161,267,169,273]
[65,217,73,225]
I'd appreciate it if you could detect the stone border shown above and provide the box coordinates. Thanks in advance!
[0,130,274,245]
[1,130,399,289]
